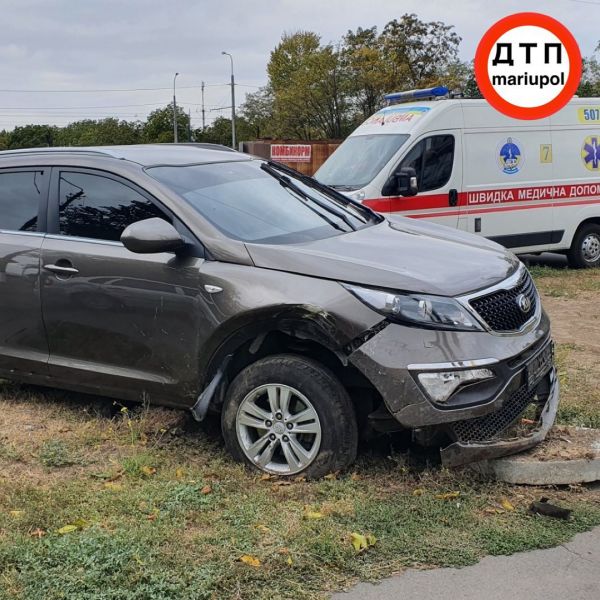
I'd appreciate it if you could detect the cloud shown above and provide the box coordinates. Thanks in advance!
[0,0,595,128]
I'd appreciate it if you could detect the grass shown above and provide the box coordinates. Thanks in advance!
[0,265,598,599]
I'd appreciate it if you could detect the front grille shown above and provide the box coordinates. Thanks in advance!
[469,270,537,332]
[450,384,538,443]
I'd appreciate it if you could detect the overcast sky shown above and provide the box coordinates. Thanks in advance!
[0,0,598,130]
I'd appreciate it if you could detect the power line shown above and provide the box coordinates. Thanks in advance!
[0,82,264,93]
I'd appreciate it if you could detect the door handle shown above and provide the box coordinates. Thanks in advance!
[449,188,458,207]
[43,263,79,276]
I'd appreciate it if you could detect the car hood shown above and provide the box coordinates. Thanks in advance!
[245,217,520,297]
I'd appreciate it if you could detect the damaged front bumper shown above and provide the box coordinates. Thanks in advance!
[348,311,559,466]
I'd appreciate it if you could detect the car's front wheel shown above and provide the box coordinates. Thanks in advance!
[221,354,358,478]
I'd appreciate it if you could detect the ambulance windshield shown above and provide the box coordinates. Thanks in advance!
[316,134,409,190]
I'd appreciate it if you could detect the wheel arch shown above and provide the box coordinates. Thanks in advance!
[197,305,383,418]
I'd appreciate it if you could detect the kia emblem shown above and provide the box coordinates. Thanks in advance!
[516,293,532,313]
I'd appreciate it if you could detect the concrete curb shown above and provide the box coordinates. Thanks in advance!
[471,456,600,485]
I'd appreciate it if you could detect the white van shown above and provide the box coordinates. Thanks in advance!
[315,88,600,267]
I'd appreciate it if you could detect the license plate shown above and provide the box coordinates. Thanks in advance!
[526,343,554,390]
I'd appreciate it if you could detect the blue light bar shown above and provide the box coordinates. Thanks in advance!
[384,86,449,103]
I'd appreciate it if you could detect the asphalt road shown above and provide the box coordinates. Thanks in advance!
[332,527,600,600]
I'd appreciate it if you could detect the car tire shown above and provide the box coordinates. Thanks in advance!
[567,223,600,268]
[221,354,358,478]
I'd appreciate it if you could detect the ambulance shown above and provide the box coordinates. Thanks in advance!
[315,87,600,267]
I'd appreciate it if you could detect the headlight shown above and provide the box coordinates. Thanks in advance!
[344,285,482,331]
[417,369,495,403]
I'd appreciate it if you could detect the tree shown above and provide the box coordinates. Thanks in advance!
[341,26,385,122]
[143,103,190,143]
[268,31,349,139]
[578,44,600,97]
[240,86,276,138]
[196,116,256,147]
[8,125,57,149]
[379,14,462,90]
[55,118,142,146]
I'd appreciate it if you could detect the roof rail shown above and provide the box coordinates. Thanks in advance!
[384,86,449,105]
[0,148,113,158]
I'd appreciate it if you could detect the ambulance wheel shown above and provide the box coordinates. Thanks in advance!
[568,223,600,268]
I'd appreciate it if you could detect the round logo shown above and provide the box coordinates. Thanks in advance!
[475,13,581,120]
[498,137,523,174]
[581,136,600,171]
[516,293,532,314]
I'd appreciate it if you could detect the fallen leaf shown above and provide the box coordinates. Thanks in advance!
[324,472,339,480]
[255,524,271,534]
[9,510,24,518]
[103,482,123,491]
[175,468,185,479]
[286,556,293,566]
[57,524,78,535]
[140,466,157,477]
[239,555,261,567]
[412,488,425,496]
[350,532,377,553]
[303,510,325,520]
[200,485,212,495]
[435,491,460,500]
[483,507,505,515]
[350,472,361,481]
[29,528,45,539]
[260,474,272,481]
[500,498,515,511]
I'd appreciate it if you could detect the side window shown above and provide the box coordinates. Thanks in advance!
[0,171,43,232]
[399,135,455,192]
[58,172,168,241]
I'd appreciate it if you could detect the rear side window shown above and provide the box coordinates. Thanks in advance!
[0,171,43,232]
[58,172,168,241]
[399,135,455,192]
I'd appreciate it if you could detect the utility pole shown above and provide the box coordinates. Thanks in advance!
[173,72,179,143]
[188,109,192,141]
[221,52,236,149]
[201,81,206,131]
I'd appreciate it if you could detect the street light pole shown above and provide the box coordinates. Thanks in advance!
[173,72,179,143]
[221,52,236,149]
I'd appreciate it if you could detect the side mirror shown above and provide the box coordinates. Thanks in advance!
[121,218,186,254]
[381,167,418,197]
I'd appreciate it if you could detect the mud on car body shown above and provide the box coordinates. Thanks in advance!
[0,145,558,477]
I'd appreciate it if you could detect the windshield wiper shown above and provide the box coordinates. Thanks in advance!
[260,162,357,232]
[263,160,382,224]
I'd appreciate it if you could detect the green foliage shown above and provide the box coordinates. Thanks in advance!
[39,441,80,468]
[143,103,190,143]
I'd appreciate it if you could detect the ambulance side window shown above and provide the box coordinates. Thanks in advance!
[399,135,455,192]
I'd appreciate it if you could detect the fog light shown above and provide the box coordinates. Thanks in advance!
[417,368,495,403]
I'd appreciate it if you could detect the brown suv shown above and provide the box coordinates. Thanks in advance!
[0,145,558,477]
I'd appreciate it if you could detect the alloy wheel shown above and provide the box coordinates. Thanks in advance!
[235,383,322,475]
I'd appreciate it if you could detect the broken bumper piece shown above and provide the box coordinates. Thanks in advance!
[441,369,559,467]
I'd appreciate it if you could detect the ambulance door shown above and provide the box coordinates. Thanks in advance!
[387,131,462,229]
[460,128,555,252]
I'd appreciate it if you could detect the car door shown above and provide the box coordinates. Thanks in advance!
[0,168,50,378]
[40,167,206,406]
[387,132,462,229]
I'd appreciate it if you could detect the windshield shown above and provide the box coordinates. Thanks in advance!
[315,134,410,189]
[147,161,369,245]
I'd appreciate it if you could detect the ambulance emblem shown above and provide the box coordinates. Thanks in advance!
[498,138,523,175]
[582,136,600,170]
